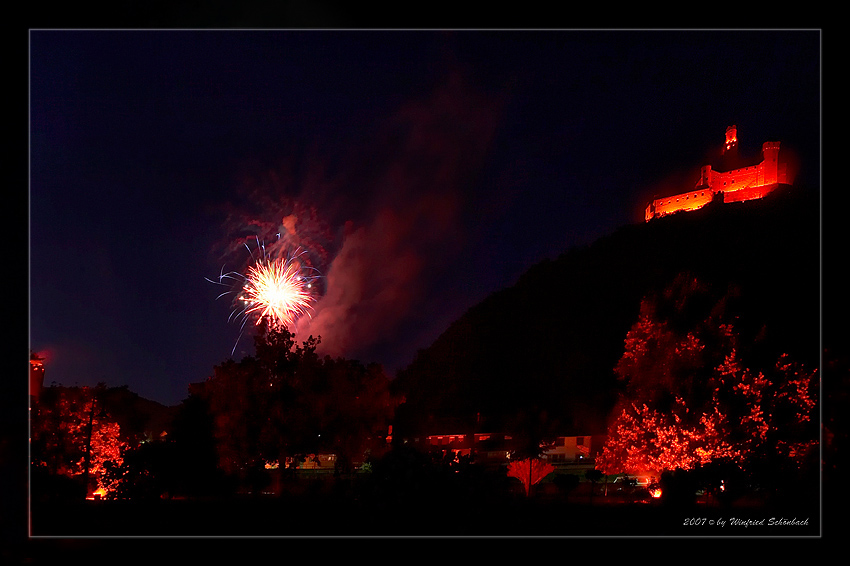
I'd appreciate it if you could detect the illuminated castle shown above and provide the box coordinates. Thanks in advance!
[645,126,788,222]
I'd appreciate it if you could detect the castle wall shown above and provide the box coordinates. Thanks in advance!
[646,188,714,221]
[645,137,785,221]
[723,184,776,203]
[711,165,762,195]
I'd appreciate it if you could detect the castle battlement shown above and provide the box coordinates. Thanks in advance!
[645,126,788,222]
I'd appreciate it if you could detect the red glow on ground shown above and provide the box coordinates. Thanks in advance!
[86,487,108,500]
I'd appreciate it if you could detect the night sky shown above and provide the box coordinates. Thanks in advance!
[29,30,821,406]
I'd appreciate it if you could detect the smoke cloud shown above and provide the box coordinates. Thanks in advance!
[292,70,507,365]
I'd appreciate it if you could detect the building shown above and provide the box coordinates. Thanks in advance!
[541,435,602,463]
[30,353,45,401]
[422,432,519,463]
[645,126,789,222]
[398,431,606,467]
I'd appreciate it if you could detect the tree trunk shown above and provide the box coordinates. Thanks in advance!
[83,399,95,498]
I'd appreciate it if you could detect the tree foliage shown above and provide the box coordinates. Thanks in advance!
[595,273,818,481]
[197,321,400,479]
[392,187,819,444]
[507,457,555,496]
[30,384,128,497]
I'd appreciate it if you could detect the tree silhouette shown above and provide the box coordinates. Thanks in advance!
[553,473,580,499]
[198,320,400,487]
[585,468,604,503]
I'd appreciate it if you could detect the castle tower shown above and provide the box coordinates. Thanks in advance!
[714,125,743,172]
[760,141,781,186]
[723,125,738,155]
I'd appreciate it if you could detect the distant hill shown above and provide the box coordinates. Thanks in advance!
[391,184,820,439]
[100,385,179,441]
[38,384,179,443]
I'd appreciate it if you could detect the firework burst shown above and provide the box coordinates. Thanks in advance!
[239,256,315,328]
[208,237,322,354]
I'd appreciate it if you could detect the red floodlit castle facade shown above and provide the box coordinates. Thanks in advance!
[645,126,788,222]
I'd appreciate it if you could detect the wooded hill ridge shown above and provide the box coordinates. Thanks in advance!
[390,185,820,440]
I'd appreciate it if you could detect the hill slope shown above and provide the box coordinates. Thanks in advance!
[391,185,820,438]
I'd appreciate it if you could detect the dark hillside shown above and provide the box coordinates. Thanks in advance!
[100,385,178,442]
[38,384,179,443]
[391,184,820,439]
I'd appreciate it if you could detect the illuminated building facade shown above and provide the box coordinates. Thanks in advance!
[405,432,607,466]
[542,435,605,463]
[645,126,789,222]
[422,432,518,462]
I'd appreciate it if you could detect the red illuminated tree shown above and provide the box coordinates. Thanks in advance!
[31,384,128,498]
[595,274,818,480]
[507,457,555,496]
